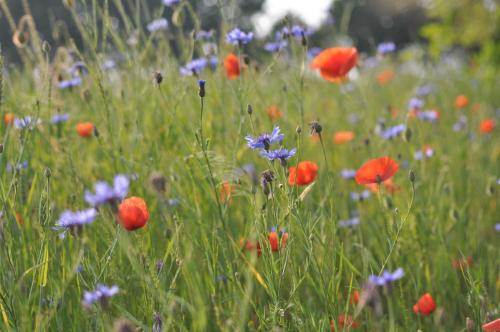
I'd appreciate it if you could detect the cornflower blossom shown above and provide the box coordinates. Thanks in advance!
[147,18,168,32]
[350,190,371,202]
[245,127,284,150]
[82,284,119,307]
[408,98,424,110]
[180,58,208,76]
[368,268,404,286]
[453,115,468,132]
[84,175,130,207]
[377,42,396,55]
[414,147,434,160]
[290,25,308,39]
[58,77,82,89]
[380,124,406,140]
[51,113,70,124]
[260,148,296,163]
[167,198,180,207]
[340,169,357,179]
[495,224,500,232]
[6,161,28,172]
[417,110,439,122]
[307,47,322,59]
[226,28,253,45]
[264,39,288,53]
[53,208,97,238]
[338,217,360,228]
[68,61,88,76]
[195,30,213,41]
[14,116,41,130]
[415,84,437,97]
[162,0,181,6]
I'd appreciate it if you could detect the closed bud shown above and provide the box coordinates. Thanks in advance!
[383,196,393,209]
[404,128,412,142]
[44,167,52,178]
[409,170,416,182]
[198,79,206,98]
[0,144,3,154]
[247,104,253,115]
[154,72,163,85]
[301,31,307,47]
[296,126,302,134]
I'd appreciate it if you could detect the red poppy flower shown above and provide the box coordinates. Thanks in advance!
[330,315,358,331]
[266,105,283,121]
[310,47,358,82]
[118,196,149,231]
[349,290,360,305]
[219,182,233,204]
[240,238,262,257]
[452,256,473,270]
[377,70,394,85]
[76,122,94,137]
[455,95,469,109]
[480,119,495,134]
[268,228,288,252]
[483,318,500,332]
[355,156,399,185]
[333,131,355,144]
[224,53,240,80]
[15,212,24,225]
[288,161,319,186]
[3,112,14,126]
[413,293,436,316]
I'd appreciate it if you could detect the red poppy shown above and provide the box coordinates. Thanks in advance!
[483,318,500,332]
[288,161,319,186]
[355,156,399,185]
[268,228,288,252]
[377,70,394,85]
[480,119,495,134]
[452,256,473,270]
[333,131,355,144]
[224,53,240,80]
[413,293,436,316]
[310,47,358,82]
[349,290,360,305]
[455,95,469,109]
[3,112,14,125]
[219,182,233,204]
[118,196,149,231]
[15,212,24,225]
[76,122,94,137]
[240,238,262,257]
[330,315,358,331]
[266,105,283,121]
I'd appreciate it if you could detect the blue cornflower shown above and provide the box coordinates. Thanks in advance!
[216,275,228,284]
[162,0,181,6]
[195,30,213,40]
[414,147,433,160]
[84,175,130,207]
[408,97,424,110]
[350,190,370,202]
[82,284,119,307]
[245,126,284,150]
[14,116,41,130]
[180,58,208,76]
[207,56,218,70]
[147,18,168,32]
[364,56,379,68]
[51,113,70,124]
[102,59,116,70]
[340,169,356,179]
[6,161,28,172]
[380,124,406,140]
[453,115,467,132]
[264,40,287,53]
[53,208,97,238]
[377,42,396,55]
[259,148,296,162]
[68,61,88,76]
[415,84,437,97]
[368,268,404,286]
[58,77,82,89]
[167,198,180,207]
[495,223,500,232]
[417,110,439,122]
[307,47,322,59]
[226,28,254,45]
[290,25,307,39]
[338,217,360,228]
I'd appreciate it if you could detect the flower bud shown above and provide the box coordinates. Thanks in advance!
[198,79,206,97]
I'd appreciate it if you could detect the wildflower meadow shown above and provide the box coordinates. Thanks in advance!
[0,0,499,331]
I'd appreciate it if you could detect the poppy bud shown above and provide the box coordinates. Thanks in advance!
[296,126,302,134]
[247,104,253,115]
[44,167,52,178]
[301,31,307,47]
[309,121,322,135]
[118,197,149,231]
[154,72,163,85]
[243,54,250,65]
[0,144,3,154]
[404,128,412,142]
[409,170,416,183]
[198,79,206,97]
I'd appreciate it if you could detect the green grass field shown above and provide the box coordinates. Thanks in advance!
[0,2,499,331]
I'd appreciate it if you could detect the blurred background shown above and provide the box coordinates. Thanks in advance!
[0,0,499,65]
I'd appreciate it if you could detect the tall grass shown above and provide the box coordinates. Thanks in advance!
[0,1,498,331]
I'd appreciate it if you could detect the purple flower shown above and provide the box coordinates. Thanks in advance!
[195,30,213,40]
[53,208,97,238]
[377,42,396,55]
[307,47,322,59]
[350,190,370,202]
[453,115,468,132]
[180,58,208,76]
[380,124,406,140]
[82,284,119,307]
[58,77,82,89]
[415,84,437,97]
[495,223,500,231]
[162,0,181,6]
[417,110,439,122]
[14,116,41,129]
[340,169,356,179]
[414,147,433,160]
[364,56,379,68]
[368,268,404,286]
[147,18,168,32]
[264,40,287,53]
[68,61,88,76]
[245,126,284,150]
[226,28,254,45]
[6,161,28,172]
[51,113,70,124]
[408,98,424,110]
[102,59,116,70]
[290,25,308,39]
[167,198,180,207]
[259,148,296,162]
[338,217,360,228]
[84,175,130,206]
